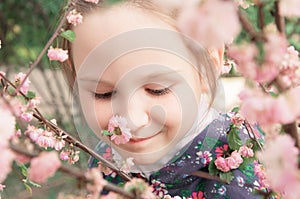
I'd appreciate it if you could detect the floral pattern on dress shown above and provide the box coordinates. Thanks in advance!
[89,113,266,198]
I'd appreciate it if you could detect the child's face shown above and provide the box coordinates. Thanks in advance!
[72,6,205,164]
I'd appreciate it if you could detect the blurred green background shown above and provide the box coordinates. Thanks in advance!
[1,1,90,198]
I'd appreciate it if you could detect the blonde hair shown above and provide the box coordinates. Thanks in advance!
[60,0,218,105]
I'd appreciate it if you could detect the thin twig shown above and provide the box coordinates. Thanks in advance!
[191,171,223,183]
[257,2,265,31]
[10,145,135,199]
[274,1,286,36]
[13,3,71,96]
[0,73,132,181]
[244,120,264,151]
[238,9,264,42]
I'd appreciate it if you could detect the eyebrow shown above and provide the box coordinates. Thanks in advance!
[79,70,181,84]
[144,70,180,81]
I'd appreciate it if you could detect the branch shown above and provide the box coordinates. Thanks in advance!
[0,73,132,181]
[274,1,286,36]
[10,144,135,199]
[13,3,71,96]
[257,2,265,31]
[191,171,223,182]
[238,9,265,42]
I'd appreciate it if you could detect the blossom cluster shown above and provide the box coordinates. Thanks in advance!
[214,145,253,173]
[102,115,132,145]
[47,46,68,62]
[0,72,78,194]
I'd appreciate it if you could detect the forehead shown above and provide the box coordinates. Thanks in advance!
[72,4,179,70]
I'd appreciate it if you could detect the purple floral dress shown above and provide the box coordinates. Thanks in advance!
[89,114,268,198]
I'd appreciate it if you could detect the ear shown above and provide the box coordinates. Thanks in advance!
[208,45,224,75]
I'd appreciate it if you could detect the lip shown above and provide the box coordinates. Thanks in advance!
[128,132,161,144]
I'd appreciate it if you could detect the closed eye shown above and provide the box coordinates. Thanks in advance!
[94,91,116,100]
[145,87,170,96]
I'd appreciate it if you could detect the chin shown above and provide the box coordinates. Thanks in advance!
[116,143,173,165]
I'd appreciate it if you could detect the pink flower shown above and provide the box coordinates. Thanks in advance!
[257,134,299,194]
[0,184,5,191]
[125,178,156,198]
[0,106,16,148]
[0,148,15,183]
[63,149,80,164]
[85,168,107,198]
[0,71,6,81]
[15,129,21,137]
[14,72,31,94]
[25,125,43,142]
[239,87,283,125]
[215,157,230,172]
[277,46,300,89]
[28,151,61,183]
[59,151,70,161]
[28,96,41,109]
[230,112,245,126]
[234,0,253,9]
[54,138,65,151]
[152,179,168,198]
[226,151,243,169]
[215,144,229,158]
[84,0,99,4]
[271,87,300,124]
[191,191,206,199]
[279,0,300,17]
[67,9,83,26]
[47,46,68,62]
[178,0,241,48]
[196,151,212,166]
[36,130,55,149]
[106,115,132,145]
[254,163,270,188]
[238,145,254,158]
[20,112,33,122]
[264,32,288,66]
[227,44,258,80]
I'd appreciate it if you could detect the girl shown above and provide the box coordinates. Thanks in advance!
[62,0,264,198]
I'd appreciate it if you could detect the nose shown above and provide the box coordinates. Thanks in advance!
[123,91,149,132]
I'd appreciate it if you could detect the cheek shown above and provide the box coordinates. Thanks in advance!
[94,101,113,130]
[160,98,184,136]
[78,89,112,135]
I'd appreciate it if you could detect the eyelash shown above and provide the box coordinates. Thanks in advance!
[94,91,116,100]
[145,87,170,96]
[93,88,170,100]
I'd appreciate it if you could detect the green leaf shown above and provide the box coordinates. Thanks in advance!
[27,179,41,188]
[102,130,113,136]
[204,137,220,149]
[60,30,76,42]
[227,128,242,150]
[239,157,255,170]
[7,86,16,95]
[19,164,28,177]
[208,159,220,176]
[219,171,234,184]
[23,182,33,196]
[26,91,36,99]
[231,107,240,113]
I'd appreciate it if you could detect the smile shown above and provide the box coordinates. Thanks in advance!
[128,131,161,143]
